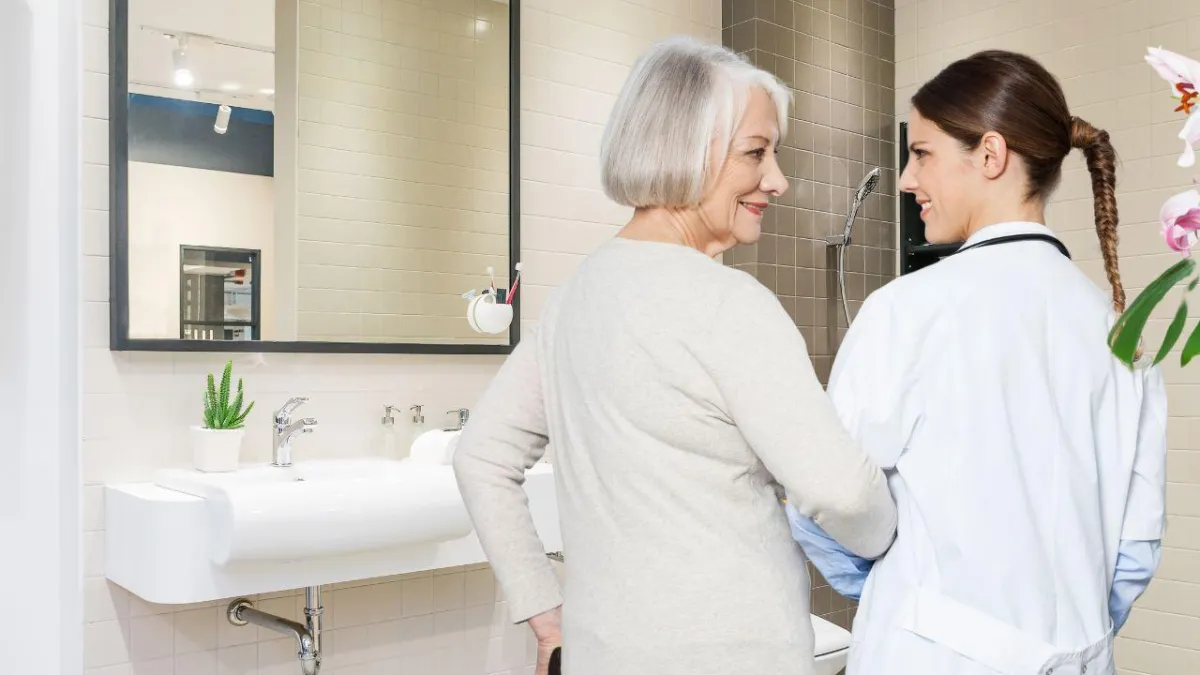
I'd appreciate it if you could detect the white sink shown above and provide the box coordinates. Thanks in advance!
[155,458,491,565]
[156,457,441,496]
[104,458,561,605]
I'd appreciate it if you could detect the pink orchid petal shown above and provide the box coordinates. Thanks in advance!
[1179,112,1200,168]
[1147,49,1187,86]
[1147,47,1200,91]
[1177,210,1200,231]
[1160,188,1200,221]
[1160,189,1200,255]
[1163,221,1194,252]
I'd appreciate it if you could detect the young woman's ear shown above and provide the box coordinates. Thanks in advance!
[979,131,1009,179]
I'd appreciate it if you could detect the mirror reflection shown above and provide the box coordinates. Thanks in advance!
[121,0,515,347]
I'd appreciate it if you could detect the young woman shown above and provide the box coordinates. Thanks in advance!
[788,50,1167,675]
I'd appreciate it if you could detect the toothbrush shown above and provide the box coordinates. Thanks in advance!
[486,266,496,294]
[506,262,523,305]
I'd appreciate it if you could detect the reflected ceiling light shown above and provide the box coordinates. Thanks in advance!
[220,82,241,92]
[172,35,194,88]
[214,104,232,134]
[259,88,275,96]
[475,19,489,34]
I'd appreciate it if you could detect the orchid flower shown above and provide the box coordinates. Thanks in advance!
[1112,48,1200,368]
[1147,47,1200,167]
[1161,188,1200,254]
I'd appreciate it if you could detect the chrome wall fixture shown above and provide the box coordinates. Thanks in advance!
[228,586,324,674]
[272,396,317,468]
[826,167,882,326]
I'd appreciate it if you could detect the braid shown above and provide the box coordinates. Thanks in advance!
[1071,116,1124,313]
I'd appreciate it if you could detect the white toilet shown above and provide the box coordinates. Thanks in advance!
[812,613,852,675]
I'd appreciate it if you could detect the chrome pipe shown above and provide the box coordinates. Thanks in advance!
[304,586,324,659]
[228,591,322,675]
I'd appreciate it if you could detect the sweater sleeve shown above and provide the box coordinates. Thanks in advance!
[452,330,562,623]
[703,280,897,559]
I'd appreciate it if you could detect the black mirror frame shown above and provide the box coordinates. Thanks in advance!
[108,0,521,355]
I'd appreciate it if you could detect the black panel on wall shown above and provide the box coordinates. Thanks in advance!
[898,121,962,275]
[127,94,274,177]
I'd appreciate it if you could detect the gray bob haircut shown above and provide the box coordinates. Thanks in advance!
[600,35,791,209]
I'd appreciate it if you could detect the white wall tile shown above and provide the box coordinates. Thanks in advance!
[85,620,130,669]
[214,644,258,675]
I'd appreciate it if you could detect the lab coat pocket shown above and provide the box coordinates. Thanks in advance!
[895,586,1111,675]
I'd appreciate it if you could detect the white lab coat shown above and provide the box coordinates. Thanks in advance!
[830,221,1167,675]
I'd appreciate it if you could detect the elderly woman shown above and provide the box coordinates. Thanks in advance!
[453,36,896,675]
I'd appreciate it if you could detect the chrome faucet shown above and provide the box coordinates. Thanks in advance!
[273,396,317,467]
[445,408,470,431]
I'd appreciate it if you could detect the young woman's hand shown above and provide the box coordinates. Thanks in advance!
[528,606,562,675]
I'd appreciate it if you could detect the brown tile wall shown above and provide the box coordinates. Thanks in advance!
[723,0,897,633]
[724,0,898,387]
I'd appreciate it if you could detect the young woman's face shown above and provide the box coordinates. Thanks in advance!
[898,110,981,244]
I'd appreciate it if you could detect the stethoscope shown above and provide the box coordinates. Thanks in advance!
[951,230,1149,365]
[954,233,1072,260]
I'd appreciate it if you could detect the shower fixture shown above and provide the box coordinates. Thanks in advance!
[826,167,881,326]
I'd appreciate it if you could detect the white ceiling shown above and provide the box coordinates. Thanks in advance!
[128,0,276,111]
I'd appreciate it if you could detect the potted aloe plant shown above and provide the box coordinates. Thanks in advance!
[191,360,255,472]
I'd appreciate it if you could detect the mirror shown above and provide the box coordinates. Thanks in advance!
[110,0,520,353]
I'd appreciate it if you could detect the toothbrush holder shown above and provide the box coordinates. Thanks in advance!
[467,293,513,335]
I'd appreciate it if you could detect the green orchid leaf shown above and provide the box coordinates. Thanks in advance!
[1110,258,1196,365]
[1183,319,1200,367]
[1155,299,1189,365]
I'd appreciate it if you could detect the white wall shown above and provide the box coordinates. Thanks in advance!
[896,1,1200,672]
[2,0,83,673]
[82,0,720,673]
[127,162,277,340]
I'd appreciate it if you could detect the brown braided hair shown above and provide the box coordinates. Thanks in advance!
[1071,117,1125,312]
[911,50,1126,312]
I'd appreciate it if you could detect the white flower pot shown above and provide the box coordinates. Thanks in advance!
[190,426,245,473]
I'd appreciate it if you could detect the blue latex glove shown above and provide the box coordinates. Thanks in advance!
[788,500,1158,626]
[785,502,874,601]
[1110,539,1160,634]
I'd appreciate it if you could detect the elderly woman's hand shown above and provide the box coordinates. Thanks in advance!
[528,606,563,675]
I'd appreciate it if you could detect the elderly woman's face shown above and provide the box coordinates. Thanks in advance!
[699,87,788,249]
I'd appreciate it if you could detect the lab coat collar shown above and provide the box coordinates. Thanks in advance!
[962,221,1056,249]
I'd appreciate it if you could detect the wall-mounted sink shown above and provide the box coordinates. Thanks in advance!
[154,458,479,565]
[106,459,559,605]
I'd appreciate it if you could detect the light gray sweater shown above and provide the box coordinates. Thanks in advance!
[454,238,896,675]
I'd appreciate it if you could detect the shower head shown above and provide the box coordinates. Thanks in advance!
[853,167,882,205]
[838,167,883,242]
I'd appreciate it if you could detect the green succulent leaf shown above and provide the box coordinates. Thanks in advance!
[201,361,255,430]
[224,381,245,428]
[218,361,232,413]
[231,401,255,429]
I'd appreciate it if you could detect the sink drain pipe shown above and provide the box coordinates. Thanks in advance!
[228,585,323,675]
